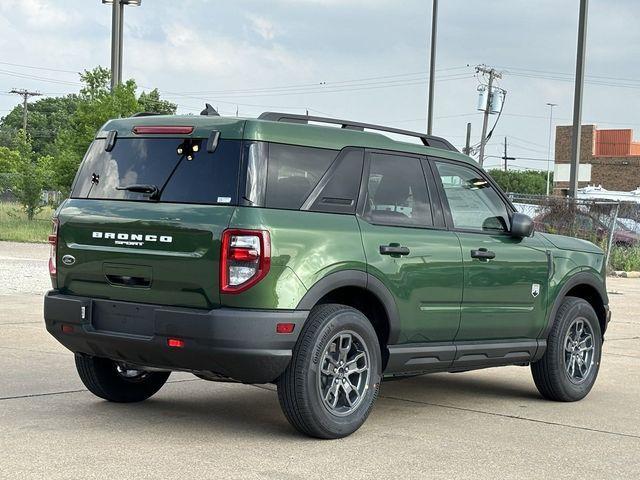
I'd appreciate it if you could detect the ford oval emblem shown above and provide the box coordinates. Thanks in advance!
[61,255,76,266]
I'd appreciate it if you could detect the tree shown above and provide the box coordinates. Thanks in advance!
[138,88,177,115]
[5,131,54,220]
[0,145,20,191]
[0,95,79,157]
[487,169,552,195]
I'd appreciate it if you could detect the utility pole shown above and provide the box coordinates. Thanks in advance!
[476,65,502,167]
[569,0,589,198]
[502,136,515,172]
[463,122,472,155]
[10,89,42,131]
[426,0,438,135]
[546,103,558,196]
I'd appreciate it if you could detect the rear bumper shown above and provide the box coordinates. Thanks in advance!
[44,291,308,384]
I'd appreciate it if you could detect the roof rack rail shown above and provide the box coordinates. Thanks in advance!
[257,112,458,152]
[131,112,163,118]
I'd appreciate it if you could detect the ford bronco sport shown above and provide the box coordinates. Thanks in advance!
[44,111,610,439]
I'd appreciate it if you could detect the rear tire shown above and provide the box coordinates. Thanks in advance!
[531,296,602,402]
[75,354,170,403]
[277,304,382,439]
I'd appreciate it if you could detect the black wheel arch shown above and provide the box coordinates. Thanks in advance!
[542,271,609,341]
[296,270,401,346]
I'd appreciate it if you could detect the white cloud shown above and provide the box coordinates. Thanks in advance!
[246,14,277,41]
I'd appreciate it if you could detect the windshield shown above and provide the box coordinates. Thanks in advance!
[71,137,241,205]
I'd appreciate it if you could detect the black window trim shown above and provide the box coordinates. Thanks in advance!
[355,148,442,230]
[427,156,516,236]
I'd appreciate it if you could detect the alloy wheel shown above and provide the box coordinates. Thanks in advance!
[564,318,595,384]
[317,331,370,416]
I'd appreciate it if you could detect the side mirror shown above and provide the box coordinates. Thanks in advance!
[511,212,534,238]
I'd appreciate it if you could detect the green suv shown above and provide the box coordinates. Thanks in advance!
[44,111,610,439]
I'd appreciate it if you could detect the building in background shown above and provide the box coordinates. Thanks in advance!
[554,125,640,195]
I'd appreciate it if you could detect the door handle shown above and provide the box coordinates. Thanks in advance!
[380,244,410,256]
[470,248,496,260]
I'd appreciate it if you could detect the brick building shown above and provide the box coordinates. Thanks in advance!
[554,125,640,194]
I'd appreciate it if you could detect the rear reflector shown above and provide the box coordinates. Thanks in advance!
[167,338,185,348]
[132,126,194,135]
[61,324,74,334]
[276,323,295,334]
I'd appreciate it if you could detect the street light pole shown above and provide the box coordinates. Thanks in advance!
[109,0,121,91]
[426,0,438,135]
[103,0,141,91]
[569,0,589,197]
[546,103,558,196]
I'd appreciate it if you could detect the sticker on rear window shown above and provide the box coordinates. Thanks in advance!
[217,197,231,204]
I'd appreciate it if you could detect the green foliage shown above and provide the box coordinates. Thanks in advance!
[0,95,79,157]
[609,245,640,272]
[488,169,552,195]
[138,88,177,115]
[11,132,54,220]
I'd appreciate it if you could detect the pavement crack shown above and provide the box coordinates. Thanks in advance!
[0,378,200,402]
[379,394,640,440]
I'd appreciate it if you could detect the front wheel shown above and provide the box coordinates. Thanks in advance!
[75,354,170,403]
[277,304,382,439]
[531,296,602,402]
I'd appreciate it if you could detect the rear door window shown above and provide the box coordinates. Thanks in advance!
[363,152,433,227]
[71,137,241,205]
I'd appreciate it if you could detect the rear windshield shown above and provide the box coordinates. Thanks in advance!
[71,138,241,204]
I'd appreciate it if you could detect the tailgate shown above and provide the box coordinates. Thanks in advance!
[56,199,234,309]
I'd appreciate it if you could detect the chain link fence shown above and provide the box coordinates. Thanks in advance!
[509,194,640,272]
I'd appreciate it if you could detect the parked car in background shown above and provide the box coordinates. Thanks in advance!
[534,211,639,247]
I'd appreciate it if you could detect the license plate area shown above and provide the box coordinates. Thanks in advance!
[92,300,154,337]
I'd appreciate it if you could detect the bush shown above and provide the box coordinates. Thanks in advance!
[609,245,640,272]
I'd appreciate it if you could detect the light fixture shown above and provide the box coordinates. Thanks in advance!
[102,0,142,5]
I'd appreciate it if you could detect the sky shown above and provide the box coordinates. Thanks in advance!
[0,0,639,172]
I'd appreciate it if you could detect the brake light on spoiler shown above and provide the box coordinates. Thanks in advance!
[220,229,271,294]
[132,126,194,135]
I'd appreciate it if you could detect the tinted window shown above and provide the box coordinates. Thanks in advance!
[309,149,364,214]
[363,153,432,227]
[435,161,510,232]
[72,138,241,205]
[265,144,336,209]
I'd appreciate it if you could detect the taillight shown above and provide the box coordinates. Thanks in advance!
[48,218,59,278]
[220,229,271,294]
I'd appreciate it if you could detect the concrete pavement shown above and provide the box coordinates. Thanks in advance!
[0,242,638,479]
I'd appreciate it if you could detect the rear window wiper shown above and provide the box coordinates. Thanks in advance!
[116,184,159,199]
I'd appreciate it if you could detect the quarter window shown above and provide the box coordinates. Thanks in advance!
[435,161,510,232]
[363,153,432,227]
[265,144,336,210]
